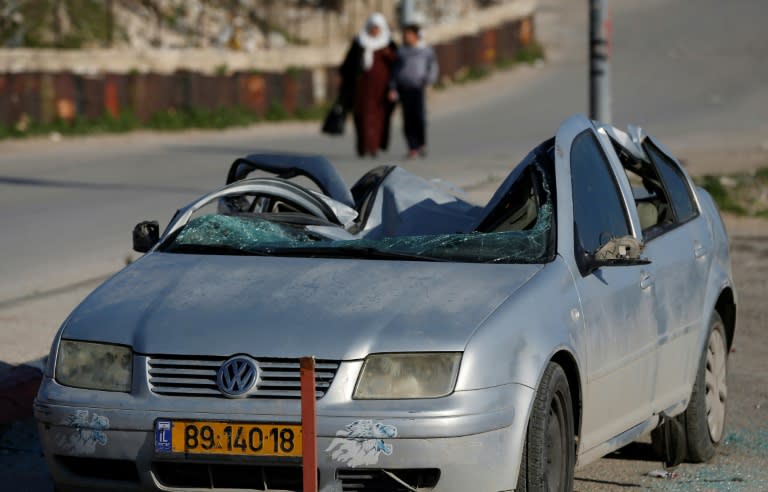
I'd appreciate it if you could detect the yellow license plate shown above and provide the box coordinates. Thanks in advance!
[169,421,302,457]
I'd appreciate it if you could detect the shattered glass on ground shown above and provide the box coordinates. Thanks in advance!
[648,429,768,492]
[575,428,768,491]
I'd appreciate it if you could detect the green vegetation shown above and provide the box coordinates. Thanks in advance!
[695,170,768,217]
[514,41,546,65]
[148,107,256,130]
[755,167,768,180]
[696,176,748,215]
[265,102,290,121]
[0,111,140,140]
[435,42,548,91]
[495,41,546,69]
[455,66,492,84]
[285,66,303,81]
[214,64,229,76]
[2,0,121,48]
[0,103,333,141]
[294,103,331,121]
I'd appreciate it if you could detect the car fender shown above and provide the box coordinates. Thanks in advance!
[456,257,586,394]
[683,187,737,394]
[682,279,734,409]
[456,256,586,472]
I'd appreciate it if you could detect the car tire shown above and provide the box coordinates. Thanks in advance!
[651,312,728,463]
[516,362,575,492]
[684,311,729,462]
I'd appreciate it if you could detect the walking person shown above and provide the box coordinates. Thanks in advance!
[391,23,439,158]
[339,13,398,157]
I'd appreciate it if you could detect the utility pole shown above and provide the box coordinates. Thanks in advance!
[105,0,114,47]
[589,0,612,122]
[400,0,415,26]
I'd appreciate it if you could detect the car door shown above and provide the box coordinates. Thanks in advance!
[554,117,659,452]
[641,136,712,411]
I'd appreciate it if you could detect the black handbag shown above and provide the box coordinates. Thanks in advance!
[321,102,346,136]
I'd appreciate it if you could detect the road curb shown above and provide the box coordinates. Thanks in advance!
[0,361,44,425]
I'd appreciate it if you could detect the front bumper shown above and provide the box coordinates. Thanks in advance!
[35,378,534,492]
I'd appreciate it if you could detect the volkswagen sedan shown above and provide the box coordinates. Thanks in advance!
[35,115,736,491]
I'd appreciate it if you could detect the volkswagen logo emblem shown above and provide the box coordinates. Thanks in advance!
[216,356,260,398]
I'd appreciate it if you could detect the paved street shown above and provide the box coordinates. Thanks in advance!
[0,0,767,490]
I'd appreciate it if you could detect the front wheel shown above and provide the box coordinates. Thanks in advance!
[516,362,575,492]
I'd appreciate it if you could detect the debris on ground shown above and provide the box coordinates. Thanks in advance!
[648,469,679,480]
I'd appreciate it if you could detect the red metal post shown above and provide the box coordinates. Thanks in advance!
[300,356,318,492]
[104,77,120,118]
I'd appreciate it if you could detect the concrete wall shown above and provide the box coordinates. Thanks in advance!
[0,4,535,129]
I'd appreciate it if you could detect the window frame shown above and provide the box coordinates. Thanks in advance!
[609,139,676,242]
[569,130,633,275]
[640,139,700,240]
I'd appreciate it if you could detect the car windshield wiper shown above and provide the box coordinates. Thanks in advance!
[266,245,447,262]
[163,244,269,256]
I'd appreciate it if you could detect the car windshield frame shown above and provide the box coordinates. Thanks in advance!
[158,145,558,265]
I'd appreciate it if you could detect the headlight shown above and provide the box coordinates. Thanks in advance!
[353,353,462,399]
[55,340,133,392]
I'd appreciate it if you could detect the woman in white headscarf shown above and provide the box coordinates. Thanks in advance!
[339,13,398,157]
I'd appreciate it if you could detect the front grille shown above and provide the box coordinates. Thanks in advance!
[337,469,440,491]
[153,462,308,490]
[147,355,340,399]
[55,456,140,483]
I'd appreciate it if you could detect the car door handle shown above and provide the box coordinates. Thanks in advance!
[694,241,707,258]
[640,272,654,290]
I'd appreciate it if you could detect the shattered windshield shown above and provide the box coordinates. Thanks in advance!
[163,205,552,263]
[161,152,556,264]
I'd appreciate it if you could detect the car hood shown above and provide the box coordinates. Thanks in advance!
[63,253,542,360]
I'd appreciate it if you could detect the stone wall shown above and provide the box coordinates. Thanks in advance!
[0,2,536,129]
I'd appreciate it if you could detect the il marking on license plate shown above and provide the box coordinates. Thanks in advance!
[155,420,303,458]
[155,419,172,453]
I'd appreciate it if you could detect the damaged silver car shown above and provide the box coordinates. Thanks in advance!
[35,114,736,491]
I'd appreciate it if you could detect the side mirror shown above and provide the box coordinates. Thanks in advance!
[582,235,651,275]
[584,255,652,275]
[133,221,160,253]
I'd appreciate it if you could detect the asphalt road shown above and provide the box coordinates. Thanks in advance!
[1,0,767,308]
[1,0,767,490]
